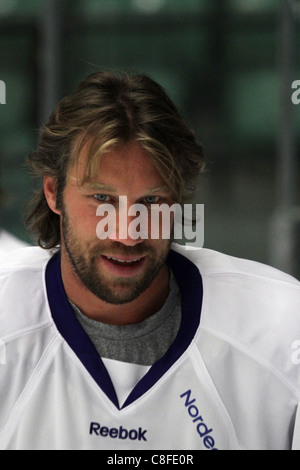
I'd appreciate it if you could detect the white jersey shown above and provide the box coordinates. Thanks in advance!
[0,244,300,450]
[0,229,29,257]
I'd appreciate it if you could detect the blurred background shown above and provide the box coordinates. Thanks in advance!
[0,0,300,276]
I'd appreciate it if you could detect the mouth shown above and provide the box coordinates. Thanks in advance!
[100,254,146,277]
[104,255,144,264]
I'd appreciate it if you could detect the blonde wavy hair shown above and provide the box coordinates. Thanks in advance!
[25,71,205,248]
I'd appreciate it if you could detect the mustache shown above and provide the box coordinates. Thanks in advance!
[91,242,154,259]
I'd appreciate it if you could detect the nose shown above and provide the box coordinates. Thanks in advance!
[113,197,148,246]
[96,202,147,246]
[111,212,145,247]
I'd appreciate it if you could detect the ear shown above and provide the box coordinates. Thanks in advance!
[43,176,61,215]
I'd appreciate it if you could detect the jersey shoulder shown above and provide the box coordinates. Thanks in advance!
[172,245,300,390]
[0,229,29,257]
[172,243,300,286]
[0,245,53,270]
[0,247,54,337]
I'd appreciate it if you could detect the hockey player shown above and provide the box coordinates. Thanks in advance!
[0,71,300,450]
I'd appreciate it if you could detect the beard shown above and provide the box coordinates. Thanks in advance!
[61,206,171,305]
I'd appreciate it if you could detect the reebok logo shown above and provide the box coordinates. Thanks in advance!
[180,389,218,450]
[89,422,147,441]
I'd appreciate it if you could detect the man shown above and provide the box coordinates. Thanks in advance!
[0,71,300,450]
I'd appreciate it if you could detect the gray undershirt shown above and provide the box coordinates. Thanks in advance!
[71,272,182,366]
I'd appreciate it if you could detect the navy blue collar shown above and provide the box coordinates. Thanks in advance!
[45,249,203,409]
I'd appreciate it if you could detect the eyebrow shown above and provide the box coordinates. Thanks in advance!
[82,182,117,192]
[74,179,171,195]
[146,185,170,194]
[68,177,116,192]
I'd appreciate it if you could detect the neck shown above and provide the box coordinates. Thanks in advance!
[60,251,170,326]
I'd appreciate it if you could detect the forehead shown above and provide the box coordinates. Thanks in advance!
[70,140,168,191]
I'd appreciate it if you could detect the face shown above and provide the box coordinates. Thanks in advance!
[56,141,174,305]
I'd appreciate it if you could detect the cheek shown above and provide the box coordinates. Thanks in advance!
[148,209,174,241]
[64,199,100,239]
[144,233,171,255]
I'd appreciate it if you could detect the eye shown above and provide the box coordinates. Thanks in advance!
[93,194,110,202]
[144,196,160,204]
